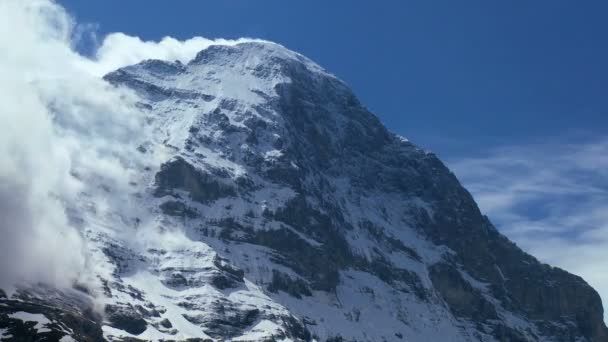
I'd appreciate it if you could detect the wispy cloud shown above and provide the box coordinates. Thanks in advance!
[0,0,258,292]
[449,138,608,321]
[0,0,145,291]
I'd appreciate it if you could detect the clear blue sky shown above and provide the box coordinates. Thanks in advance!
[59,0,608,158]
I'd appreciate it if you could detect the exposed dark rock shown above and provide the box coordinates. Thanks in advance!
[105,304,147,335]
[268,270,312,299]
[359,220,421,262]
[0,289,104,342]
[365,256,427,301]
[430,262,498,322]
[154,157,236,204]
[248,226,345,292]
[159,200,199,218]
[160,318,172,329]
[182,300,260,339]
[279,315,313,341]
[210,255,245,289]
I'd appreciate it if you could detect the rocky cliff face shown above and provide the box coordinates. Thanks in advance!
[1,41,606,341]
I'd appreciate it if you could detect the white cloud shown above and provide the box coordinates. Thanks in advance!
[449,138,608,322]
[0,0,88,290]
[88,34,261,77]
[0,0,256,293]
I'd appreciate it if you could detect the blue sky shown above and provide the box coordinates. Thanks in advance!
[58,0,608,316]
[60,0,608,157]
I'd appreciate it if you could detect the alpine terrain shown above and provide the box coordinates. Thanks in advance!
[1,41,606,342]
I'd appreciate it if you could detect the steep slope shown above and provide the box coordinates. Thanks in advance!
[1,41,606,342]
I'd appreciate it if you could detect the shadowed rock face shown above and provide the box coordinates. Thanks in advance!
[0,287,105,342]
[415,162,608,340]
[2,41,606,341]
[113,43,608,341]
[155,157,237,204]
[105,304,148,335]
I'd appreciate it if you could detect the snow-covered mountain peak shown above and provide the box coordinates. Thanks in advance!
[2,40,606,341]
[190,41,329,76]
[105,40,400,177]
[108,41,335,108]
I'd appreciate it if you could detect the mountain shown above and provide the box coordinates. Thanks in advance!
[1,41,606,342]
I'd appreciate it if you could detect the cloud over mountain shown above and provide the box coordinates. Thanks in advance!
[0,0,250,290]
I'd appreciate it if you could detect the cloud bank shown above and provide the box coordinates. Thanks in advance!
[450,139,608,321]
[0,0,254,292]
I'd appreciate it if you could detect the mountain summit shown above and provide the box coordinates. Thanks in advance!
[1,41,606,341]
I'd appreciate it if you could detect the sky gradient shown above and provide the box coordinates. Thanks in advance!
[58,0,608,320]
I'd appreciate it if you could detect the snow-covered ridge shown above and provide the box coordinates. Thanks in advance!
[109,41,335,104]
